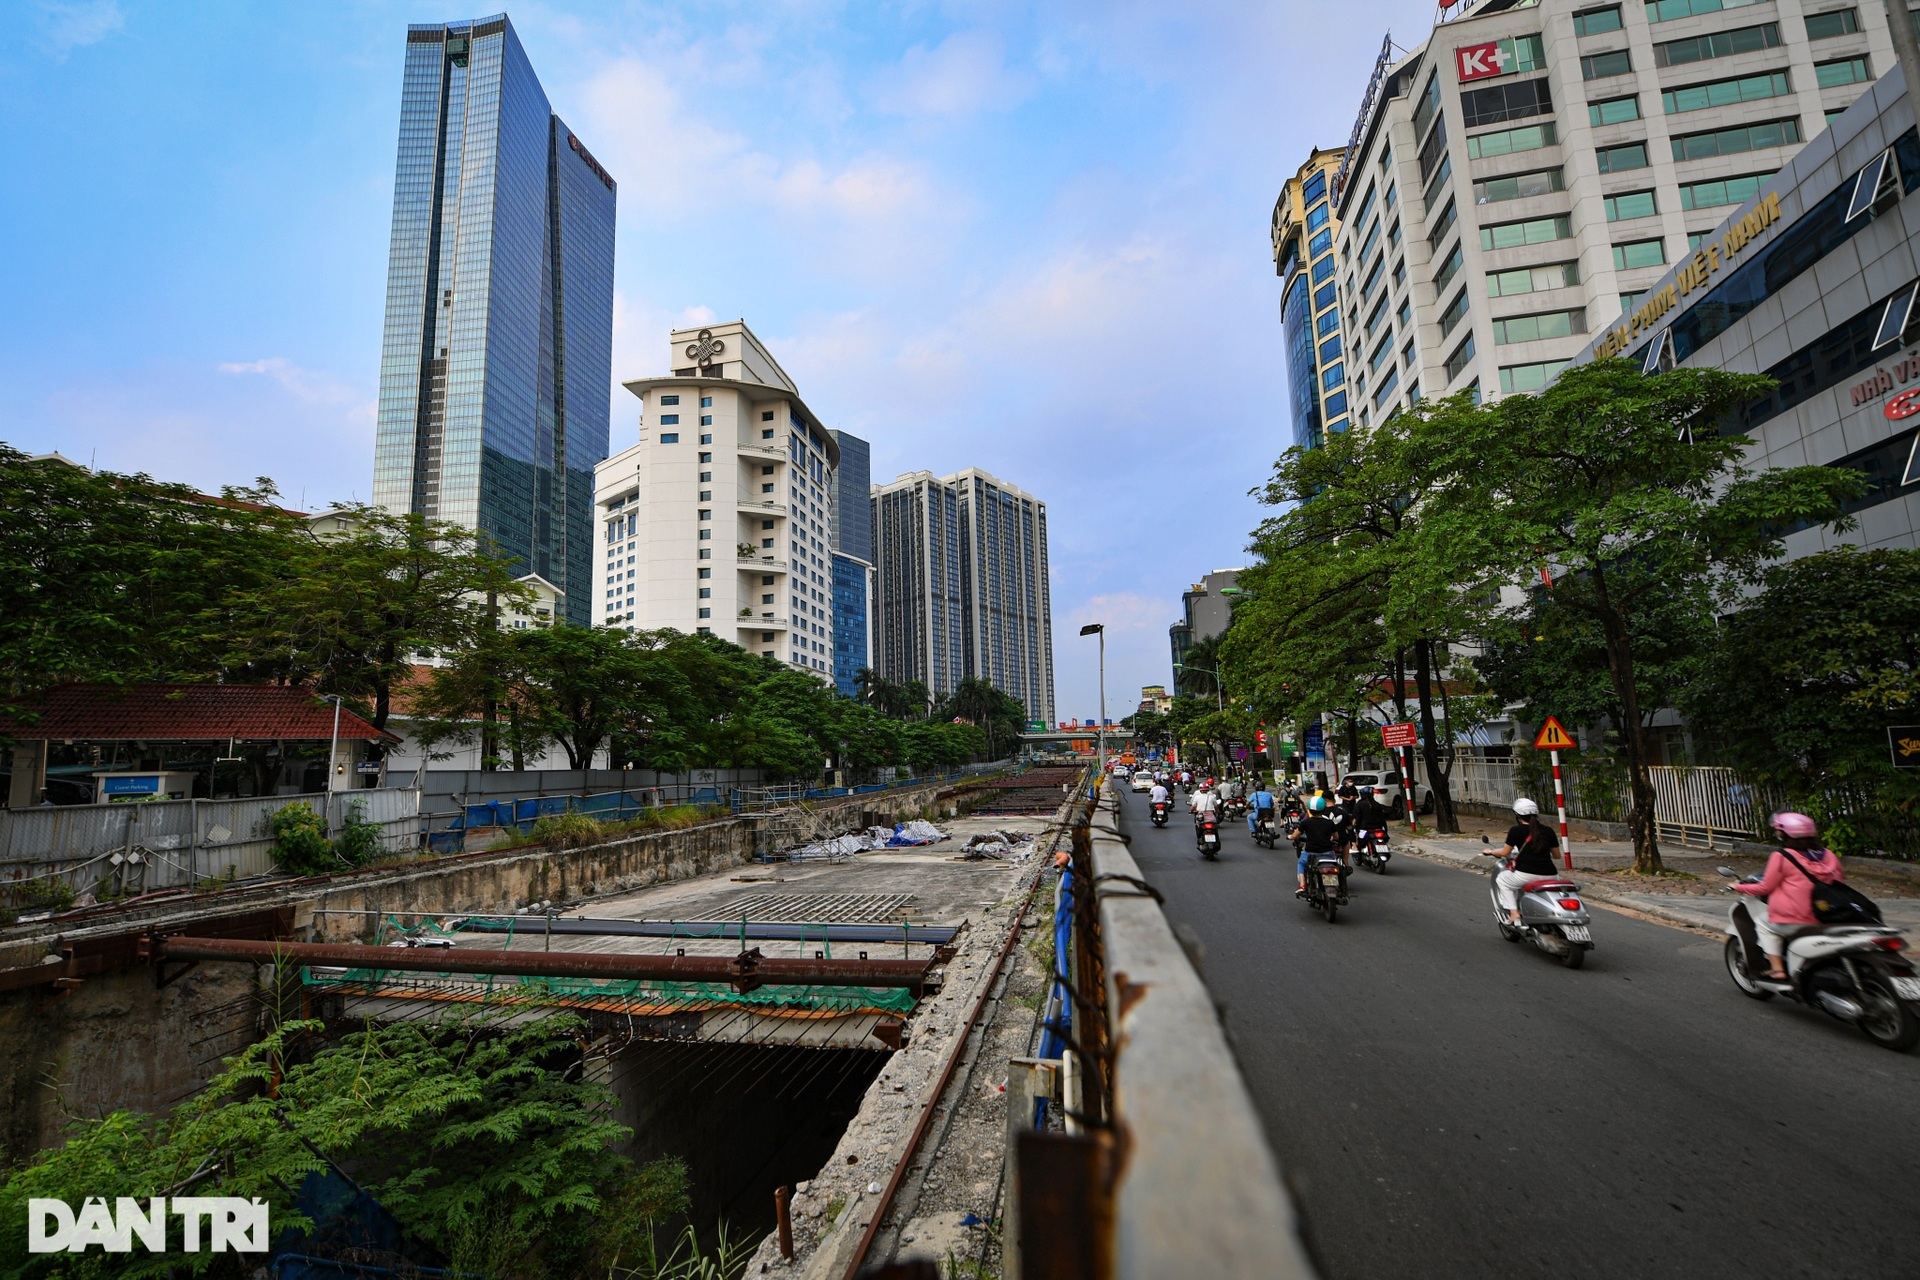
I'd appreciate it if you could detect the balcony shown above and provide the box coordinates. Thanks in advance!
[737,498,789,517]
[736,613,790,631]
[737,552,789,572]
[736,442,786,461]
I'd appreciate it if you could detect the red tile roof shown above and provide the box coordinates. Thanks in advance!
[0,684,393,742]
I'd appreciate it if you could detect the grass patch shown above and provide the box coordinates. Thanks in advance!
[824,1194,847,1231]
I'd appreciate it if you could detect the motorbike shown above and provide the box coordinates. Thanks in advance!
[1224,795,1248,821]
[1195,813,1221,859]
[1301,850,1348,923]
[1352,827,1391,874]
[1716,867,1920,1051]
[1150,799,1170,827]
[1251,810,1278,849]
[1480,837,1594,968]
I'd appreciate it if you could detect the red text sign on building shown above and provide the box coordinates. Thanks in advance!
[1455,41,1507,80]
[1381,722,1419,749]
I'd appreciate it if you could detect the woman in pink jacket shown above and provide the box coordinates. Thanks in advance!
[1733,812,1847,980]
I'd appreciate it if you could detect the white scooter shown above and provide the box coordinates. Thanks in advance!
[1480,838,1594,968]
[1716,867,1920,1052]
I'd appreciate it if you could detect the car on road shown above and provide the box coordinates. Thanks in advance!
[1130,771,1156,792]
[1343,771,1433,814]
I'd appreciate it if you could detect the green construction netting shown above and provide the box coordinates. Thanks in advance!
[299,967,919,1014]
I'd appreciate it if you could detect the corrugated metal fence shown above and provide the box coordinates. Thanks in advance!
[0,790,421,899]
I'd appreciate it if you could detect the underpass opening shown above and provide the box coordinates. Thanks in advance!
[611,1040,890,1245]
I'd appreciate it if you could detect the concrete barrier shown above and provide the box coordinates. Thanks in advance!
[1087,790,1316,1279]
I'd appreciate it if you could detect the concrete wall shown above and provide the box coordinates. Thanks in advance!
[0,778,961,1168]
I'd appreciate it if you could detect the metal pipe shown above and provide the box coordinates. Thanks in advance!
[148,936,935,990]
[774,1185,795,1260]
[453,916,960,946]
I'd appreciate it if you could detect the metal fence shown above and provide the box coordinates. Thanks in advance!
[0,790,422,900]
[1410,757,1781,848]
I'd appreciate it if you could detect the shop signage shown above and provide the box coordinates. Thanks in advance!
[1455,40,1512,81]
[1849,353,1920,414]
[1594,192,1782,361]
[1381,722,1419,748]
[1891,726,1920,767]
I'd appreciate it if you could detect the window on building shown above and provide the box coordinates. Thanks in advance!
[1321,334,1344,362]
[1508,34,1547,72]
[698,489,711,501]
[1815,56,1871,88]
[1445,333,1477,382]
[1389,219,1402,248]
[1312,255,1336,283]
[1419,117,1450,181]
[1480,214,1572,249]
[661,394,680,405]
[1325,390,1349,417]
[1574,5,1624,35]
[1402,336,1417,368]
[1372,367,1401,406]
[1393,259,1407,291]
[1317,308,1341,336]
[700,415,713,426]
[1322,362,1345,390]
[762,428,774,439]
[660,433,680,443]
[1620,290,1649,313]
[761,519,775,530]
[1806,8,1861,38]
[1461,77,1553,128]
[1369,332,1396,372]
[1680,171,1775,209]
[1466,121,1557,160]
[1655,22,1782,67]
[1423,154,1453,211]
[1613,237,1667,269]
[1304,169,1328,203]
[698,587,712,598]
[1500,360,1571,393]
[1433,240,1464,294]
[697,528,711,540]
[698,608,711,619]
[700,433,713,444]
[1489,261,1580,296]
[1473,167,1564,203]
[1315,280,1337,310]
[1440,288,1471,336]
[698,567,712,579]
[660,414,680,425]
[1589,95,1641,126]
[760,409,774,421]
[1663,71,1791,113]
[1414,69,1444,141]
[1672,117,1802,160]
[1310,227,1334,257]
[1398,297,1413,327]
[1581,50,1633,80]
[1307,201,1330,231]
[1646,0,1767,19]
[699,451,712,462]
[1597,142,1650,173]
[1493,308,1586,344]
[1603,189,1658,220]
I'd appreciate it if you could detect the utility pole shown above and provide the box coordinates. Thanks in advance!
[1080,623,1107,777]
[1885,0,1920,121]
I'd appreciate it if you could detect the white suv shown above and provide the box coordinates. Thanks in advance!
[1343,771,1432,814]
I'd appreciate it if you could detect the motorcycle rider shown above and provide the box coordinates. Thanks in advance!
[1486,798,1561,927]
[1294,795,1344,897]
[1148,777,1171,812]
[1350,786,1392,854]
[1189,780,1219,819]
[1733,812,1848,981]
[1247,777,1277,835]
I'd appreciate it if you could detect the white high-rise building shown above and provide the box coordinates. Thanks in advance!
[591,322,839,680]
[1324,0,1902,426]
[871,467,1054,722]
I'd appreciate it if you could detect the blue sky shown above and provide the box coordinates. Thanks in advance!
[0,0,1431,721]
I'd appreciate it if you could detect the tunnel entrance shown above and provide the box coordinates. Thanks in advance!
[612,1040,890,1242]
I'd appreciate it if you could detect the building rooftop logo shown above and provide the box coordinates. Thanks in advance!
[685,329,726,369]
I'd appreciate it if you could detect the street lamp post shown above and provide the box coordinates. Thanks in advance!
[1079,623,1107,777]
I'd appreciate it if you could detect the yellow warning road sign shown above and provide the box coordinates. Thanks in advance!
[1533,716,1578,750]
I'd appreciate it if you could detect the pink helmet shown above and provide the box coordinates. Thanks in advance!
[1770,811,1818,840]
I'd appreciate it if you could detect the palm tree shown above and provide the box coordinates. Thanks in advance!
[1176,632,1227,706]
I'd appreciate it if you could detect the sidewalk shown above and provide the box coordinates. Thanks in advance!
[1404,832,1920,935]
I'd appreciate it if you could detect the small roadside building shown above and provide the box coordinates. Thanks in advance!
[0,684,394,808]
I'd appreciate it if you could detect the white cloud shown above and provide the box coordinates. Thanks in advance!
[871,30,1035,118]
[33,0,123,60]
[217,357,370,417]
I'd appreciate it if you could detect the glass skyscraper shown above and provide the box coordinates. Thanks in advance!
[372,15,615,625]
[829,430,873,697]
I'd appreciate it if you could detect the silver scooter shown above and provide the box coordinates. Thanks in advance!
[1716,867,1920,1052]
[1480,837,1594,968]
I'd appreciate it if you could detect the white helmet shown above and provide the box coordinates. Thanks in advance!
[1513,797,1539,817]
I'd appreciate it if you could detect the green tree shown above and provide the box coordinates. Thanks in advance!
[243,506,529,733]
[1174,632,1228,705]
[1682,546,1920,853]
[0,447,302,708]
[0,1014,681,1280]
[937,677,1026,761]
[1419,360,1863,871]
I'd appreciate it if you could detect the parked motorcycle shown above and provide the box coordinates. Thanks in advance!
[1195,814,1221,859]
[1352,827,1391,874]
[1150,799,1170,827]
[1716,867,1920,1051]
[1301,850,1347,923]
[1481,837,1594,968]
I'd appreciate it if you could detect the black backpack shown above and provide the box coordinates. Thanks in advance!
[1779,849,1882,926]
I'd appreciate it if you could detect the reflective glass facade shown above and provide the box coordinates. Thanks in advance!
[830,430,873,561]
[873,473,966,701]
[1271,150,1348,450]
[372,15,615,625]
[831,553,869,697]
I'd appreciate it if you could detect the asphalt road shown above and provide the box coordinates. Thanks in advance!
[1116,787,1920,1280]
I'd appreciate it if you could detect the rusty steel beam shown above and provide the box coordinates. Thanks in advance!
[147,936,936,992]
[0,908,294,993]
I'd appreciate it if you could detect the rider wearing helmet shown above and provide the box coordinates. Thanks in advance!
[1294,794,1345,897]
[1189,778,1219,819]
[1734,812,1847,981]
[1487,798,1561,927]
